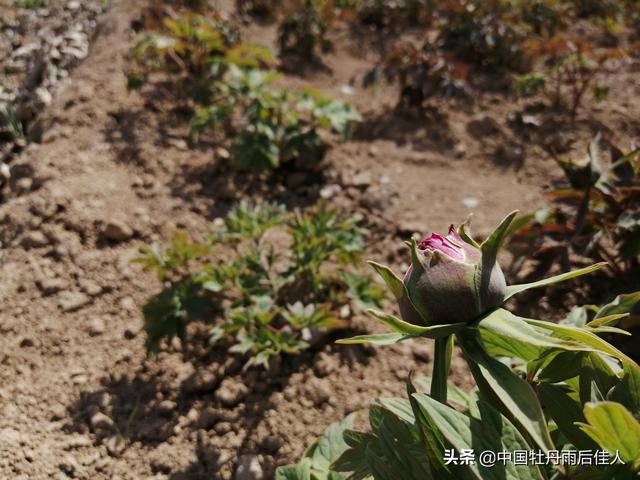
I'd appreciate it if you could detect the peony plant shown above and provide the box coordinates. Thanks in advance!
[278,211,640,480]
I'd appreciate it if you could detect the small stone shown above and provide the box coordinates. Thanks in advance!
[19,337,35,348]
[214,422,232,435]
[313,352,338,377]
[87,317,105,336]
[59,455,80,476]
[454,143,467,158]
[411,344,431,363]
[104,435,126,456]
[196,408,220,430]
[218,451,233,465]
[101,220,133,242]
[119,297,136,311]
[59,292,91,312]
[341,84,355,96]
[462,197,479,208]
[168,138,188,150]
[235,454,263,480]
[123,325,138,339]
[21,230,49,248]
[260,435,282,454]
[37,277,68,296]
[521,114,542,127]
[90,412,114,432]
[156,400,177,416]
[350,171,372,188]
[63,435,92,450]
[183,369,219,393]
[79,279,102,297]
[51,403,67,421]
[215,379,249,407]
[72,374,89,385]
[216,147,230,159]
[15,177,33,193]
[319,183,341,199]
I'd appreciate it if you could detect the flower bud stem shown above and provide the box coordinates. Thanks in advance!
[431,335,453,403]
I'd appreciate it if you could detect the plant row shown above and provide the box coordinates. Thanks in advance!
[128,5,360,172]
[133,202,383,368]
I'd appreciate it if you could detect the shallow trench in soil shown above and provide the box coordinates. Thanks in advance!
[1,1,639,479]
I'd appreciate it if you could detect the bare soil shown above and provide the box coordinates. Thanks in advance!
[1,1,639,479]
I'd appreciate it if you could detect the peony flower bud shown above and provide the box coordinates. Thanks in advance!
[401,225,506,325]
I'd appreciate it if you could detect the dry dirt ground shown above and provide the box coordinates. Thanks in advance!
[1,1,639,479]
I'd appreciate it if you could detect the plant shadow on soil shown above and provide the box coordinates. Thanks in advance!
[352,105,456,153]
[506,101,616,156]
[63,326,375,477]
[103,87,332,219]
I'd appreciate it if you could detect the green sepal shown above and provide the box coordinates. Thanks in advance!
[480,210,519,264]
[367,260,405,300]
[368,309,465,338]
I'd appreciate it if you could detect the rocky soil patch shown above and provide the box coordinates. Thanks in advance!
[0,0,107,189]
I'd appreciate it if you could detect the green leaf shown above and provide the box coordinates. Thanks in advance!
[336,332,414,345]
[303,412,356,479]
[413,376,470,410]
[368,309,466,338]
[365,445,397,480]
[331,430,375,479]
[587,314,629,328]
[406,376,451,477]
[587,326,632,336]
[456,330,554,453]
[522,318,635,366]
[504,263,607,300]
[377,398,416,424]
[366,400,442,478]
[376,415,432,479]
[608,362,640,416]
[478,309,593,361]
[538,351,586,383]
[537,383,598,450]
[412,393,543,480]
[595,292,640,320]
[579,353,619,406]
[578,402,640,465]
[276,458,312,480]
